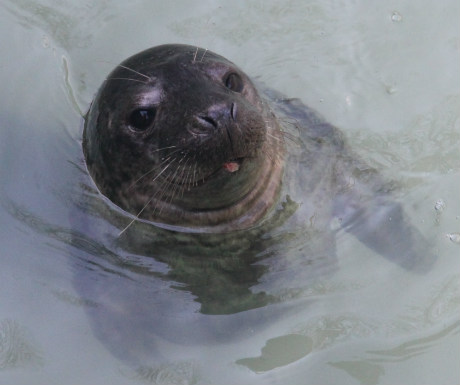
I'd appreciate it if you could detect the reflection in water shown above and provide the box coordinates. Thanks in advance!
[131,361,199,385]
[68,193,338,371]
[329,320,460,385]
[329,360,384,385]
[236,334,313,373]
[367,321,460,362]
[1,88,438,376]
[1,0,111,51]
[0,0,457,382]
[113,201,300,316]
[2,148,438,380]
[2,185,336,373]
[0,319,43,370]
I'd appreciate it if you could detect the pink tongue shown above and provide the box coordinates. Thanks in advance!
[223,161,240,173]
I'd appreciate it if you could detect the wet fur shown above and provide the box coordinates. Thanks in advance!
[76,44,435,369]
[84,45,284,233]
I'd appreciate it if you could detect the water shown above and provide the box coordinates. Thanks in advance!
[1,1,459,384]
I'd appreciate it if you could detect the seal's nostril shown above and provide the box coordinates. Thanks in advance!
[230,102,237,121]
[197,115,218,129]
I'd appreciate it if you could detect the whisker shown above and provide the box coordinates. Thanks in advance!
[188,154,198,188]
[268,118,302,147]
[146,153,188,218]
[180,154,192,190]
[128,155,175,190]
[200,48,208,62]
[127,147,185,190]
[266,132,284,143]
[281,130,302,147]
[117,64,151,81]
[118,160,175,236]
[163,153,187,184]
[150,170,175,216]
[106,77,148,84]
[192,47,199,63]
[151,145,177,153]
[118,199,152,237]
[151,159,175,183]
[178,157,192,197]
[192,159,198,187]
[97,60,151,81]
[158,154,188,215]
[141,169,174,220]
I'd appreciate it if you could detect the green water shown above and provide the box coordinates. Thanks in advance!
[0,1,459,384]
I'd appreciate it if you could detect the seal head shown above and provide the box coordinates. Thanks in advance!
[83,44,284,233]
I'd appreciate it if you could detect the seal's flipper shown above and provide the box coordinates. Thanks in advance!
[334,193,435,272]
[270,94,435,272]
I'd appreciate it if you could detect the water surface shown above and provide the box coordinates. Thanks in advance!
[0,1,459,384]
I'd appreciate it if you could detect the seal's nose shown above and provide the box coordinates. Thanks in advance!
[196,115,218,130]
[230,102,237,120]
[195,102,237,131]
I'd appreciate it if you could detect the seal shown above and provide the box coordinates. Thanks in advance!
[83,44,284,233]
[77,44,435,374]
[82,43,434,273]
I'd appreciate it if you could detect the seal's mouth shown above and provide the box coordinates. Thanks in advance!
[165,157,246,188]
[222,158,244,173]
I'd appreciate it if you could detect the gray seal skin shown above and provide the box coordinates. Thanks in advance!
[79,44,435,371]
[81,44,434,309]
[83,44,284,233]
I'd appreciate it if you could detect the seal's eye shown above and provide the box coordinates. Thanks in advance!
[129,108,156,131]
[224,73,244,93]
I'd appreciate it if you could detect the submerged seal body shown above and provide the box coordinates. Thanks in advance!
[83,44,433,268]
[83,44,284,233]
[78,44,435,372]
[82,43,434,269]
